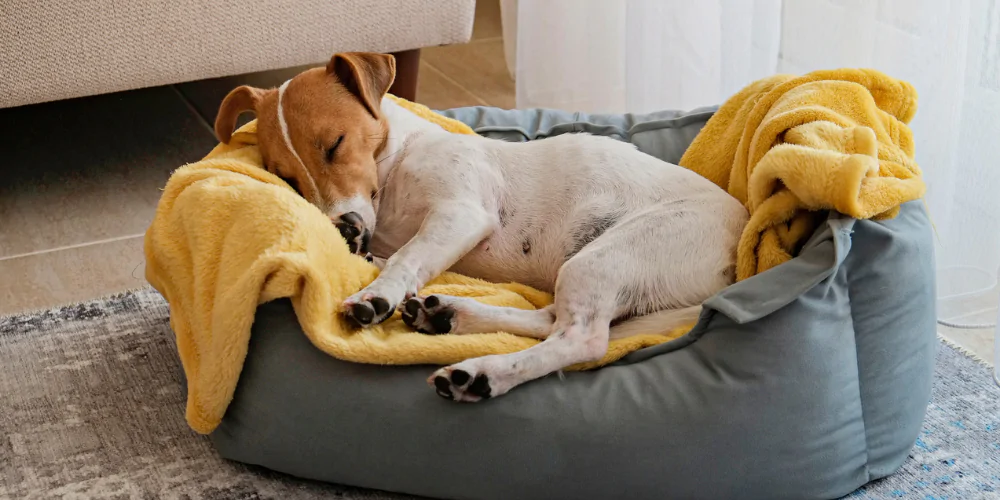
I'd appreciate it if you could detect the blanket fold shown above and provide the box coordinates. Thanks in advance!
[679,68,924,279]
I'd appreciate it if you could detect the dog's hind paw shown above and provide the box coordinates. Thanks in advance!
[401,295,456,334]
[428,366,495,402]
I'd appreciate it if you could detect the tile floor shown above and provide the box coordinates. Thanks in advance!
[0,0,994,367]
[937,284,998,366]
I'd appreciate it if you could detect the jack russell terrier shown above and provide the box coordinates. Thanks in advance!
[214,52,748,402]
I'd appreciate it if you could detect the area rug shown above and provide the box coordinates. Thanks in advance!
[1,288,998,500]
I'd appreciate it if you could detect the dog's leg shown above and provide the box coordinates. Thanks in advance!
[428,202,741,401]
[428,303,613,402]
[402,295,556,338]
[343,203,495,326]
[428,250,621,401]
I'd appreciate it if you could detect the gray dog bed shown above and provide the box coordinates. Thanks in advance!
[209,106,937,500]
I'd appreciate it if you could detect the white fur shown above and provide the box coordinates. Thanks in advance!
[331,195,378,234]
[340,97,749,401]
[276,80,308,174]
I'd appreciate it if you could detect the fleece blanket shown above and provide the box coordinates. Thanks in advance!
[679,68,925,280]
[146,70,924,434]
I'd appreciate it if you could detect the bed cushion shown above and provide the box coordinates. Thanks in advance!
[208,106,936,500]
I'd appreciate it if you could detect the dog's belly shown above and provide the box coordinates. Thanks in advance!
[451,240,562,293]
[450,213,599,293]
[370,222,560,292]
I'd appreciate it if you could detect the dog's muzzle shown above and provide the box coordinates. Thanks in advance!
[335,212,372,256]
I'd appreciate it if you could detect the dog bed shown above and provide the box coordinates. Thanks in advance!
[207,105,937,500]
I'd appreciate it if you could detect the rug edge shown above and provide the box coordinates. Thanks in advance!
[0,286,158,322]
[937,332,994,368]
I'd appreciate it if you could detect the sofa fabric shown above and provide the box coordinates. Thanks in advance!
[0,0,475,108]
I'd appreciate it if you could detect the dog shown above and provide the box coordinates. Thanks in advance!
[214,52,748,402]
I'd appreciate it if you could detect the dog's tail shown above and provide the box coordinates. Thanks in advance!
[608,305,703,340]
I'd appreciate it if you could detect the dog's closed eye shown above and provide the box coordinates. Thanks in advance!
[325,135,344,164]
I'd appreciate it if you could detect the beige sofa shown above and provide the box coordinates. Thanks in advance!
[0,0,476,108]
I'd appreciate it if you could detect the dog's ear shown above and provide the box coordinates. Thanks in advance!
[215,85,263,144]
[327,52,396,119]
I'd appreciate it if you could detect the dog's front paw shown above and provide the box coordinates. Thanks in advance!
[342,275,418,327]
[334,213,371,256]
[401,295,456,334]
[342,292,396,327]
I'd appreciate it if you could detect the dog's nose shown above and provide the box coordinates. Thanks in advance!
[334,212,371,255]
[336,212,364,239]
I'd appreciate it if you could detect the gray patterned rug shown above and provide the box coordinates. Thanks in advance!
[1,288,998,500]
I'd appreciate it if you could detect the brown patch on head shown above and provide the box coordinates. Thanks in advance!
[213,52,397,220]
[329,52,396,119]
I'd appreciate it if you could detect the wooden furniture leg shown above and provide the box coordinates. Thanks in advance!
[388,49,421,101]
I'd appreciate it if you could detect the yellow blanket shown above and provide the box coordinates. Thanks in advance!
[145,97,688,434]
[679,69,925,280]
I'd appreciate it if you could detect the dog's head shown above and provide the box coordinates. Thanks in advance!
[214,52,397,254]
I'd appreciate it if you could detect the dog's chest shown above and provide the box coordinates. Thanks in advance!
[368,191,424,257]
[370,174,566,291]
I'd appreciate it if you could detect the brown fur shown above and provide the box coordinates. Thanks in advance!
[214,53,397,218]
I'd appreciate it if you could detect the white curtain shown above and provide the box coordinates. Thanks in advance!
[503,0,1000,327]
[503,0,782,113]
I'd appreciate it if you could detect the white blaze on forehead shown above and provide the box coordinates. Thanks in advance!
[275,79,321,199]
[277,79,307,171]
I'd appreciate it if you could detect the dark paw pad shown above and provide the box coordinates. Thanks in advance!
[404,298,421,318]
[428,307,455,334]
[424,295,440,308]
[370,297,391,316]
[433,375,453,399]
[450,369,470,386]
[467,374,492,399]
[346,302,375,326]
[401,298,421,329]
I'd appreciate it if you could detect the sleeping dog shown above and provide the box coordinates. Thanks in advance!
[214,52,748,402]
